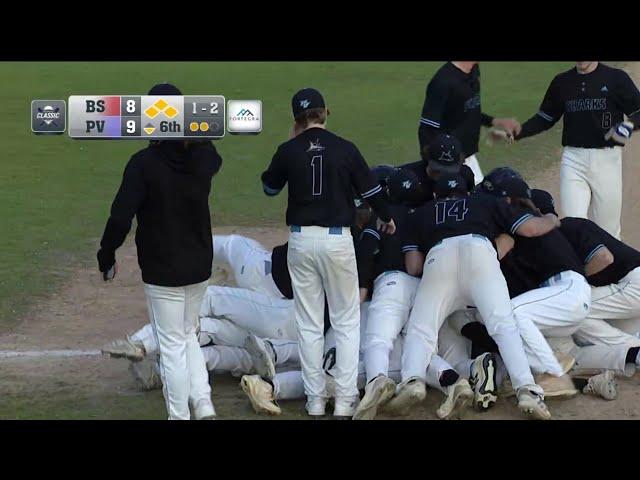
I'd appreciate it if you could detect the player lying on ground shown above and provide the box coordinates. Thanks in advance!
[398,148,564,420]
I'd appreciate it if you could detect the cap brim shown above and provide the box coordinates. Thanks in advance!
[430,162,461,174]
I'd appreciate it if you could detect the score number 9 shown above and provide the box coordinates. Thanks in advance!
[126,120,136,134]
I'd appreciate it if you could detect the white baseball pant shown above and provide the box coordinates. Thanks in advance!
[213,234,284,298]
[199,285,296,341]
[144,280,212,420]
[402,234,537,391]
[363,271,420,382]
[560,146,622,239]
[287,226,361,401]
[465,154,484,184]
[201,339,299,376]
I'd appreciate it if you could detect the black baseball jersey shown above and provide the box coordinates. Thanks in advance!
[561,217,640,287]
[262,128,391,226]
[418,62,494,158]
[401,193,534,255]
[502,227,585,295]
[517,63,640,148]
[270,243,293,300]
[356,205,410,289]
[398,161,476,205]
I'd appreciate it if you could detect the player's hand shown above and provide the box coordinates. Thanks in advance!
[544,213,561,228]
[377,218,396,235]
[605,121,634,146]
[492,117,521,137]
[489,129,514,145]
[103,262,118,282]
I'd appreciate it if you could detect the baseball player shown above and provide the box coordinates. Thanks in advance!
[510,62,640,239]
[261,87,394,417]
[212,235,291,299]
[396,171,563,420]
[418,61,521,183]
[532,189,640,379]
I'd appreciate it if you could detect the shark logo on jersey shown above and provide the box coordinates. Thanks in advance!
[402,180,412,189]
[601,86,608,93]
[307,139,325,152]
[300,99,310,108]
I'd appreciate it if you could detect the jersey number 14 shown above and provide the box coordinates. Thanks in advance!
[435,199,469,224]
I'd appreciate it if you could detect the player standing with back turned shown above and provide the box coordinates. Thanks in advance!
[261,88,395,417]
[512,62,640,239]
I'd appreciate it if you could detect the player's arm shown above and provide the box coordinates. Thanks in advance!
[561,218,615,277]
[348,144,395,232]
[495,200,560,238]
[418,76,449,151]
[355,220,380,299]
[515,76,564,141]
[617,70,640,129]
[97,155,146,278]
[494,233,515,260]
[261,146,288,196]
[190,141,223,176]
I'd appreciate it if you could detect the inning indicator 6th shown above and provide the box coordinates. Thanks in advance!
[67,95,226,139]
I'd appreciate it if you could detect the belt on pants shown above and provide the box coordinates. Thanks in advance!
[290,225,345,235]
[433,234,488,247]
[539,271,581,288]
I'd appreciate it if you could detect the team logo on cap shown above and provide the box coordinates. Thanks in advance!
[439,149,455,163]
[402,180,412,189]
[300,99,310,108]
[448,180,458,188]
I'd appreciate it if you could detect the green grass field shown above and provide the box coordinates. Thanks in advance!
[0,61,571,325]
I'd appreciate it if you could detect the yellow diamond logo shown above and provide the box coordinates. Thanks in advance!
[164,106,178,119]
[145,106,159,119]
[154,99,168,110]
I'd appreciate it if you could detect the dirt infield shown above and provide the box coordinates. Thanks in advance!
[2,64,640,420]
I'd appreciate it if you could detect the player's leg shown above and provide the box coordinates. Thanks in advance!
[288,230,329,415]
[587,147,622,239]
[199,286,296,340]
[102,324,151,360]
[183,280,215,419]
[144,283,192,420]
[464,154,484,184]
[212,234,264,269]
[201,344,255,376]
[198,317,250,348]
[317,231,361,416]
[559,147,592,220]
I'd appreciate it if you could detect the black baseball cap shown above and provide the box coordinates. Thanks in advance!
[434,173,469,198]
[148,82,182,96]
[292,88,325,119]
[498,177,532,199]
[426,134,464,174]
[531,189,557,215]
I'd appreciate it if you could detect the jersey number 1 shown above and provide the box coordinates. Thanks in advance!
[435,199,468,224]
[311,155,323,196]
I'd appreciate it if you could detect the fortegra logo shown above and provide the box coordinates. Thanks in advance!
[231,108,260,122]
[237,109,254,117]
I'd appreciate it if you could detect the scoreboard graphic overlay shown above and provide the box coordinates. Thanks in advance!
[68,96,226,139]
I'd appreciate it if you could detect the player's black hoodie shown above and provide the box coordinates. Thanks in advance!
[97,140,222,287]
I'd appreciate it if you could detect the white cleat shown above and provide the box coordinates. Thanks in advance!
[193,398,217,420]
[102,337,145,362]
[129,358,162,391]
[583,370,618,400]
[353,375,396,421]
[469,352,499,411]
[334,396,360,418]
[305,396,327,417]
[240,375,282,415]
[517,386,551,420]
[244,334,277,380]
[436,378,474,420]
[383,377,427,417]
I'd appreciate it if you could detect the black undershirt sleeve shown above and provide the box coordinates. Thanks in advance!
[98,156,146,272]
[355,221,380,288]
[516,76,563,141]
[261,147,288,196]
[481,113,494,127]
[418,77,449,151]
[616,70,640,129]
[349,144,392,223]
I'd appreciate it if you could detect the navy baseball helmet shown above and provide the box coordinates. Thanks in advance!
[531,189,557,215]
[371,164,398,188]
[148,82,182,96]
[434,173,469,199]
[386,168,425,206]
[479,167,524,196]
[424,134,464,173]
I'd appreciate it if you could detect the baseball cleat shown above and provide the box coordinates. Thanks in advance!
[469,352,499,411]
[305,396,327,416]
[102,337,145,362]
[383,377,427,416]
[129,358,162,391]
[193,398,217,420]
[353,375,396,420]
[244,334,277,380]
[240,375,282,415]
[534,373,578,399]
[517,386,551,420]
[436,377,474,420]
[334,396,360,418]
[582,370,618,400]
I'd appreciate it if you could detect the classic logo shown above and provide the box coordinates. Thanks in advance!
[36,105,61,127]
